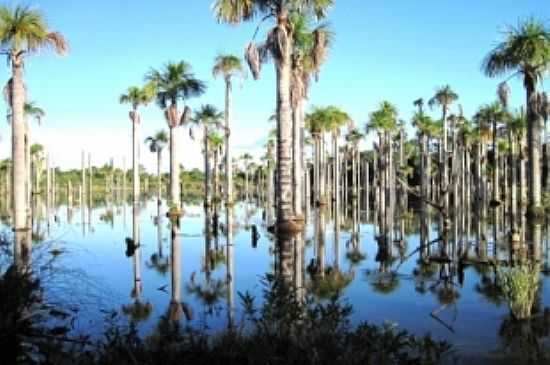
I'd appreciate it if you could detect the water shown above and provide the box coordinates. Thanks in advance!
[6,193,550,359]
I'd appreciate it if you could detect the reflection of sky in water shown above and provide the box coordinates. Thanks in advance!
[16,197,550,356]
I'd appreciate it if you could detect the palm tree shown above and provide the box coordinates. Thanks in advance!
[324,107,351,213]
[290,13,333,219]
[428,85,458,212]
[192,104,224,207]
[119,84,155,205]
[0,5,68,253]
[213,54,245,206]
[145,130,168,205]
[483,18,550,217]
[412,111,438,201]
[208,132,225,204]
[305,106,330,205]
[213,0,334,233]
[476,102,506,205]
[367,101,399,232]
[22,102,45,207]
[146,61,206,210]
[240,153,253,201]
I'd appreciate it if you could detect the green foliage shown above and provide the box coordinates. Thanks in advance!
[498,265,540,320]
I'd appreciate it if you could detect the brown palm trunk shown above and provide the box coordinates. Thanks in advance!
[275,8,294,228]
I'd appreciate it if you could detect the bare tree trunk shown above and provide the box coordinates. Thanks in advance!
[157,149,162,205]
[292,99,303,218]
[204,126,211,207]
[169,126,181,208]
[224,78,234,205]
[526,85,543,214]
[492,118,499,203]
[333,134,340,222]
[132,113,140,205]
[275,12,295,229]
[12,59,28,259]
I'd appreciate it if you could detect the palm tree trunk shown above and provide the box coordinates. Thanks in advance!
[132,112,140,204]
[292,99,304,218]
[275,11,295,228]
[224,78,233,205]
[204,126,211,207]
[169,126,181,208]
[520,136,527,213]
[12,59,27,241]
[441,108,449,211]
[492,118,499,203]
[214,150,219,204]
[526,83,543,214]
[509,130,517,231]
[169,217,182,321]
[226,205,235,327]
[333,133,340,220]
[157,149,162,206]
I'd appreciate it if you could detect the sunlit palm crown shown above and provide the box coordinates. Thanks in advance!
[345,128,363,146]
[146,61,206,108]
[483,18,550,83]
[207,131,224,148]
[193,104,224,128]
[367,101,398,133]
[473,102,505,141]
[119,85,155,110]
[213,54,245,79]
[145,130,168,153]
[428,85,458,111]
[306,105,350,135]
[0,5,68,57]
[213,0,334,24]
[290,12,333,83]
[412,113,438,138]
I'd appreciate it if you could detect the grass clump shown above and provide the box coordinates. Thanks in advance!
[498,265,539,320]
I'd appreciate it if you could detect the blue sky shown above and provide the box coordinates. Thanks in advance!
[0,0,548,171]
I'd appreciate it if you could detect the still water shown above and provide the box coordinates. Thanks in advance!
[8,193,550,359]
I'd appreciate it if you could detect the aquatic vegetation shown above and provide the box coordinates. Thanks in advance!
[498,265,540,320]
[309,268,354,300]
[121,300,153,323]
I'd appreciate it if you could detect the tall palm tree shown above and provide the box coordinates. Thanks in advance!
[290,13,333,219]
[145,130,168,205]
[483,18,550,217]
[146,61,206,210]
[324,106,351,213]
[412,111,438,201]
[213,0,334,233]
[0,5,68,253]
[208,131,225,204]
[305,106,330,205]
[119,84,155,205]
[476,102,506,205]
[192,104,224,207]
[22,102,44,207]
[240,153,253,201]
[367,101,399,232]
[428,85,458,212]
[213,54,245,206]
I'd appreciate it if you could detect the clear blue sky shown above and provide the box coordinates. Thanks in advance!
[0,0,547,171]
